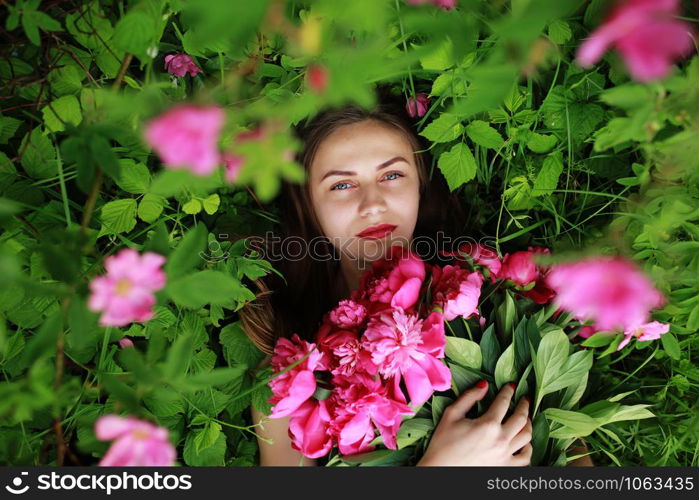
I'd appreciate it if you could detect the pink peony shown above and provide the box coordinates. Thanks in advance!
[351,245,426,315]
[618,320,670,350]
[144,105,225,176]
[88,249,166,327]
[545,256,665,333]
[576,0,693,82]
[164,54,201,78]
[430,265,483,321]
[288,399,334,458]
[329,373,414,455]
[328,299,367,328]
[361,309,451,409]
[500,247,555,304]
[268,334,328,418]
[95,414,176,466]
[405,93,431,118]
[316,324,376,377]
[406,0,457,10]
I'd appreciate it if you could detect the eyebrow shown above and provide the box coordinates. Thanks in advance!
[319,156,409,183]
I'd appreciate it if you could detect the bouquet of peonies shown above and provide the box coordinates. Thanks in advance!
[267,244,669,466]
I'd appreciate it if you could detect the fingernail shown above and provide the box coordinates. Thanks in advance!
[508,382,516,391]
[476,379,488,389]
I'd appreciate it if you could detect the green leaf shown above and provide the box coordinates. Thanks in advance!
[0,116,22,144]
[466,120,504,149]
[543,350,593,394]
[194,421,222,454]
[526,132,558,153]
[580,333,616,347]
[445,337,482,369]
[437,142,477,192]
[660,332,681,360]
[115,159,151,194]
[494,344,517,389]
[98,199,137,237]
[112,11,156,59]
[165,223,207,278]
[420,113,464,144]
[137,193,166,223]
[143,387,184,417]
[396,418,433,449]
[202,194,220,215]
[560,373,588,410]
[534,329,570,408]
[479,324,501,375]
[41,95,82,133]
[182,198,202,215]
[599,84,652,109]
[20,127,57,179]
[219,321,264,368]
[183,430,226,466]
[163,331,194,380]
[166,270,254,309]
[544,408,600,438]
[547,20,571,44]
[418,37,455,71]
[531,151,563,197]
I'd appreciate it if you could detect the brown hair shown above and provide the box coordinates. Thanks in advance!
[239,87,467,355]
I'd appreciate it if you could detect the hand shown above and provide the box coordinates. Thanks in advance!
[417,381,533,466]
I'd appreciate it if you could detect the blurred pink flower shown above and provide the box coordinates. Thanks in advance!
[144,105,225,176]
[430,265,483,321]
[576,0,693,82]
[406,0,457,10]
[118,337,134,348]
[268,334,328,418]
[88,249,166,327]
[329,299,367,328]
[618,320,670,350]
[222,153,244,184]
[362,309,451,409]
[405,93,431,118]
[95,414,176,466]
[307,64,328,93]
[545,256,665,332]
[164,54,201,77]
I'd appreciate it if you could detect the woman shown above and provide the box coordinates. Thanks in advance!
[240,88,591,466]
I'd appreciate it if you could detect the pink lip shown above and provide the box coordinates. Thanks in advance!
[356,224,397,239]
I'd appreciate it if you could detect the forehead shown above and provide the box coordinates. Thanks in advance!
[310,120,415,176]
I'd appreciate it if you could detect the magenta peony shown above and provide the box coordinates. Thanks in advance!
[164,54,201,77]
[88,249,166,327]
[430,265,483,321]
[405,93,431,118]
[287,399,334,458]
[328,299,367,328]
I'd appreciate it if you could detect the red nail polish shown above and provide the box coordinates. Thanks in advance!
[509,382,516,390]
[476,379,488,389]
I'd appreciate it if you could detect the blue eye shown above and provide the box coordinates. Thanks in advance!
[384,172,404,181]
[330,182,352,191]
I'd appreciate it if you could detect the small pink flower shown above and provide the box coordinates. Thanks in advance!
[430,265,483,321]
[288,399,334,458]
[144,104,225,176]
[329,299,367,328]
[307,64,328,93]
[406,0,457,10]
[95,414,176,466]
[361,309,451,409]
[88,249,166,328]
[618,320,670,350]
[268,334,328,418]
[576,0,693,82]
[577,325,598,339]
[222,153,244,184]
[545,256,665,333]
[405,93,430,118]
[500,250,539,286]
[164,54,201,78]
[118,337,134,348]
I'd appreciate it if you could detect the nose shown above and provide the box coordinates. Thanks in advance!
[358,184,387,218]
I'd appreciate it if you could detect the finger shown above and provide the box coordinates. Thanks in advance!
[443,380,489,423]
[502,396,529,438]
[484,382,515,423]
[508,419,532,454]
[512,443,533,466]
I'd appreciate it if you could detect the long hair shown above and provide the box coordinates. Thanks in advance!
[239,87,467,355]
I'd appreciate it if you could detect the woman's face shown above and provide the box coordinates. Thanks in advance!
[309,119,421,267]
